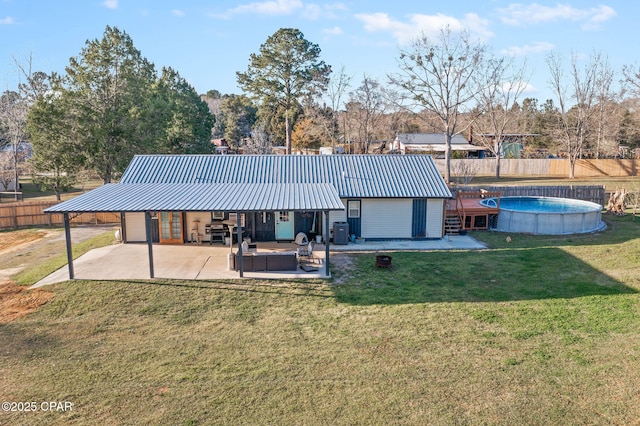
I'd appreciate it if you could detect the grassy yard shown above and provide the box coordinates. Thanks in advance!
[1,214,639,425]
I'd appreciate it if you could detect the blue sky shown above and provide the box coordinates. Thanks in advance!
[0,0,636,103]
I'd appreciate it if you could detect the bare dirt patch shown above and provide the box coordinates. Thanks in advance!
[0,229,49,254]
[0,279,53,324]
[330,253,356,284]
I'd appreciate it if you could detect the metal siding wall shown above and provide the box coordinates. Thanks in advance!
[426,199,444,238]
[361,199,412,239]
[125,212,147,242]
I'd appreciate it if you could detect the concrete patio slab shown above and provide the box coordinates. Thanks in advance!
[328,235,486,251]
[32,242,329,287]
[32,235,485,288]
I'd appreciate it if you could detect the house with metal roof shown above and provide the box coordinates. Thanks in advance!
[115,154,451,241]
[45,154,451,278]
[391,133,486,157]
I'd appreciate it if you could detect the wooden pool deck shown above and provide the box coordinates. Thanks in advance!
[446,190,501,232]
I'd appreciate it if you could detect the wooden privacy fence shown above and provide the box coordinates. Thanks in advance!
[0,200,120,230]
[455,185,607,206]
[435,159,640,177]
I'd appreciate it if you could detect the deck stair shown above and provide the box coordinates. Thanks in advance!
[444,215,462,235]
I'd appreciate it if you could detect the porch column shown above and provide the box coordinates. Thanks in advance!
[63,213,74,280]
[145,211,155,278]
[324,210,330,277]
[119,211,127,242]
[237,212,244,277]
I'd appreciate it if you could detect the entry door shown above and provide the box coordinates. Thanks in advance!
[412,199,428,237]
[275,211,294,240]
[159,212,183,244]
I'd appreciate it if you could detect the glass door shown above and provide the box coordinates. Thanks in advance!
[159,212,183,244]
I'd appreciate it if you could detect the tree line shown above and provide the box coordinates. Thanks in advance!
[207,27,640,182]
[2,25,640,196]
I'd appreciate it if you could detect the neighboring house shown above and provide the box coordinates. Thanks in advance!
[392,133,485,158]
[211,138,230,154]
[47,154,452,244]
[475,133,538,158]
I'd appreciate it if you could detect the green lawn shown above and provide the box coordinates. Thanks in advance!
[1,214,639,425]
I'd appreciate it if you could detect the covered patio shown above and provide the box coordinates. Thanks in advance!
[43,182,345,280]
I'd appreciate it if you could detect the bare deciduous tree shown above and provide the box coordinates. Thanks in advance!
[473,55,529,178]
[323,66,352,150]
[388,27,487,183]
[243,123,273,154]
[347,75,388,153]
[593,56,616,158]
[0,90,28,199]
[547,50,605,178]
[0,152,14,191]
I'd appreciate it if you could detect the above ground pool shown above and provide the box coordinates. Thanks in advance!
[480,196,605,235]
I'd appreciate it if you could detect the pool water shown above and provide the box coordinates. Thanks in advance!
[497,197,598,213]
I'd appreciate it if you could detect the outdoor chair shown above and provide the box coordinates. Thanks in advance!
[297,241,316,264]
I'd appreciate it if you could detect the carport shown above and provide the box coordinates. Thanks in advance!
[44,182,345,280]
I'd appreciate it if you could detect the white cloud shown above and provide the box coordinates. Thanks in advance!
[212,0,346,20]
[213,0,303,19]
[322,26,343,36]
[303,2,348,20]
[102,0,118,10]
[172,9,185,17]
[497,3,616,30]
[355,12,493,45]
[0,16,15,25]
[501,41,555,57]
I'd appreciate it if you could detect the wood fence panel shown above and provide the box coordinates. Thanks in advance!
[0,201,120,230]
[435,158,640,177]
[457,185,606,205]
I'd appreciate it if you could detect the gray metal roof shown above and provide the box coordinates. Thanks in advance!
[120,154,451,199]
[395,133,471,146]
[44,183,345,213]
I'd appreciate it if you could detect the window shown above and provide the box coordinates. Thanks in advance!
[228,212,245,226]
[279,211,290,222]
[347,200,361,218]
[212,211,224,220]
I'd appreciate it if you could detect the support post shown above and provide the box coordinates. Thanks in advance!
[237,212,243,277]
[145,211,155,278]
[120,211,127,242]
[63,213,74,280]
[324,210,330,277]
